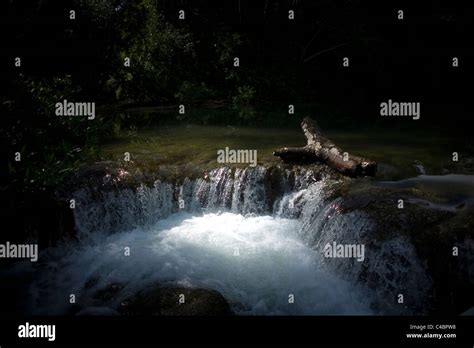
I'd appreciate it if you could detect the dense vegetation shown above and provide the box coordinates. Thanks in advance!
[0,0,472,193]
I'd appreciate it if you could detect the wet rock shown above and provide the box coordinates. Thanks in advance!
[376,163,403,180]
[332,177,474,314]
[76,306,120,316]
[93,282,126,302]
[119,285,234,316]
[413,160,426,175]
[461,306,474,316]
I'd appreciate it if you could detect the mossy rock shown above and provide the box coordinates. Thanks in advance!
[334,178,474,314]
[119,285,234,316]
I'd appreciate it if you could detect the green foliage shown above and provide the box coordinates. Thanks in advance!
[174,81,216,104]
[19,74,106,145]
[215,32,245,86]
[75,0,115,27]
[103,0,196,103]
[1,75,110,192]
[232,85,256,121]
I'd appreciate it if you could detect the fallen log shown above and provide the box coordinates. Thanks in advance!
[273,117,377,177]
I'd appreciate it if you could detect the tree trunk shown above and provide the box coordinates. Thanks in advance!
[273,117,377,177]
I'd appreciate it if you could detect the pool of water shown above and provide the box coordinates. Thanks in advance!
[100,124,471,178]
[27,212,372,315]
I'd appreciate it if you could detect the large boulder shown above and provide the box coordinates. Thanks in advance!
[118,285,234,316]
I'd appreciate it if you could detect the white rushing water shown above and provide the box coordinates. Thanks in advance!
[22,166,441,315]
[29,211,373,315]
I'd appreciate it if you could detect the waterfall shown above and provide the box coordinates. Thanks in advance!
[72,166,299,238]
[24,165,433,315]
[272,176,432,314]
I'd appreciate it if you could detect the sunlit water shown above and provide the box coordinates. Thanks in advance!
[28,211,373,315]
[20,168,459,315]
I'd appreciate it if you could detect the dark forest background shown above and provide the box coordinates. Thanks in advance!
[1,1,473,109]
[0,0,473,194]
[0,1,473,328]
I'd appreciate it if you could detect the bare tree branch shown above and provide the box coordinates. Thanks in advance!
[301,29,321,62]
[303,42,347,63]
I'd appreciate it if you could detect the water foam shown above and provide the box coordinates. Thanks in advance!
[27,166,441,315]
[29,212,372,315]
